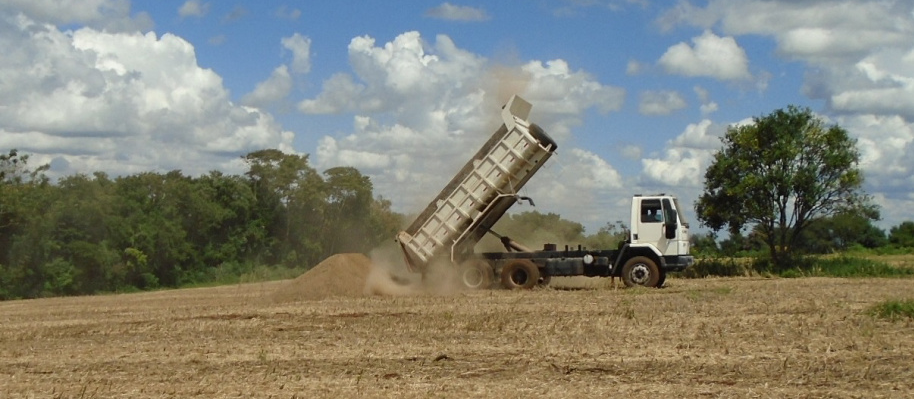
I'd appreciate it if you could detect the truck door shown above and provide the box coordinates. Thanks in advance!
[634,198,670,253]
[662,197,690,257]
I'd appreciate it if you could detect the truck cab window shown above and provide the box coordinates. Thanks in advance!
[641,199,663,223]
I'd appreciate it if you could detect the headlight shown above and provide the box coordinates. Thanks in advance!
[583,254,594,265]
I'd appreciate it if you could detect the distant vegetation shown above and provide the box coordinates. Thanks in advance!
[2,144,913,300]
[0,149,403,299]
[685,221,914,279]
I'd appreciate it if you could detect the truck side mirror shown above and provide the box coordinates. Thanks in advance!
[665,223,677,239]
[664,208,678,239]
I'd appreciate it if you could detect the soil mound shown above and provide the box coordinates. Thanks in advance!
[271,253,373,302]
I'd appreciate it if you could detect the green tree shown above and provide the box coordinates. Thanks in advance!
[695,106,873,271]
[193,171,261,266]
[0,149,49,233]
[0,150,54,298]
[0,149,49,185]
[46,173,120,293]
[690,231,720,256]
[584,221,628,250]
[243,149,325,267]
[112,172,194,287]
[366,195,403,249]
[889,221,914,248]
[798,210,886,253]
[322,167,374,255]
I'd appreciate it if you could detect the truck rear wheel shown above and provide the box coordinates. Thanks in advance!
[621,256,661,288]
[459,259,494,289]
[500,259,540,289]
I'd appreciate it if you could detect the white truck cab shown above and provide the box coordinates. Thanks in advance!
[614,194,694,287]
[630,194,691,257]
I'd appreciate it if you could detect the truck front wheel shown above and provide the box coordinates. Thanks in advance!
[459,259,494,289]
[500,259,540,289]
[621,256,661,288]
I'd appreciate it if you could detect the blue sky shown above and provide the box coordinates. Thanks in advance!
[1,1,913,233]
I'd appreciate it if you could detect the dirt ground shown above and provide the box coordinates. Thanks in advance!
[1,256,913,398]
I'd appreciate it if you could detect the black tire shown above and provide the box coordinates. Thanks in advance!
[538,275,552,286]
[500,259,540,289]
[621,256,661,288]
[656,271,667,288]
[459,259,494,290]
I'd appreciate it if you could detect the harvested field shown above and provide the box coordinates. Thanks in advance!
[1,255,913,398]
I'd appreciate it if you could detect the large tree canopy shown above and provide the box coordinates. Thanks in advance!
[696,105,874,269]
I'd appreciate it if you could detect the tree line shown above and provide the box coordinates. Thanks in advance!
[691,214,914,257]
[0,149,402,299]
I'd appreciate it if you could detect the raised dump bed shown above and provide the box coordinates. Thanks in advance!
[396,95,557,273]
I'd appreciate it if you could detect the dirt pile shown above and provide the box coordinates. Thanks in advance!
[271,253,373,302]
[271,247,465,302]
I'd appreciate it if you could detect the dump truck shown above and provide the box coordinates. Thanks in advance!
[396,95,693,289]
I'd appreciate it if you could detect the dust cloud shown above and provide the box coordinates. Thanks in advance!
[364,242,469,297]
[271,243,480,302]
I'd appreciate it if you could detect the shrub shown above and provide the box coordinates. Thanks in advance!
[868,299,914,321]
[751,253,816,275]
[779,268,803,279]
[682,257,751,278]
[812,256,914,278]
[698,253,914,279]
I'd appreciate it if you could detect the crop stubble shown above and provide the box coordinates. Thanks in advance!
[1,254,912,398]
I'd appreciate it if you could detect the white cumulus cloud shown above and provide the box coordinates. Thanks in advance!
[658,30,751,81]
[0,11,295,178]
[693,86,718,116]
[178,0,209,18]
[641,119,725,187]
[425,3,490,22]
[299,31,626,219]
[242,65,292,107]
[0,0,152,32]
[639,90,687,116]
[281,33,312,74]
